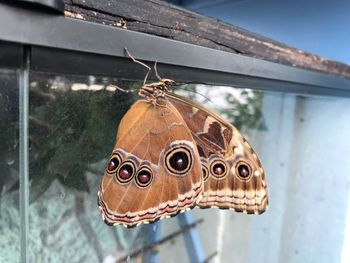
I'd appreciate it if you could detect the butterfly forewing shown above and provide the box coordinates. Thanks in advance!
[167,92,268,214]
[98,100,203,227]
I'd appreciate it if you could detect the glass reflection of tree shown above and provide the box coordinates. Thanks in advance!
[29,76,137,202]
[176,84,263,133]
[221,89,263,132]
[0,72,19,198]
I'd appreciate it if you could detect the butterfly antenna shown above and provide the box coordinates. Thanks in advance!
[124,47,151,85]
[198,92,213,104]
[175,86,214,104]
[154,60,162,81]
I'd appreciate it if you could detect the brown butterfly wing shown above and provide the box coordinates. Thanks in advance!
[98,100,203,227]
[167,93,268,214]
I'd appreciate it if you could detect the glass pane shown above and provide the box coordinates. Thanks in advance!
[28,73,148,262]
[0,69,20,263]
[28,71,350,263]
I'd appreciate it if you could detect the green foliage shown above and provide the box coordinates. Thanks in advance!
[27,77,137,203]
[220,90,263,132]
[176,84,263,132]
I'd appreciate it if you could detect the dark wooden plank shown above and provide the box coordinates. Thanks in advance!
[64,0,350,79]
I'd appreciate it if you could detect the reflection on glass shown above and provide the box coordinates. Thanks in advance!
[0,69,20,263]
[177,84,263,132]
[26,71,350,263]
[28,73,145,262]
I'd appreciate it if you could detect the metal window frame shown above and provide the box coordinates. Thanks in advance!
[0,3,350,98]
[19,46,30,263]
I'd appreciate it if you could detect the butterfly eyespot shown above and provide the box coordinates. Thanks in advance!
[116,161,135,184]
[201,165,209,182]
[236,161,252,180]
[135,167,153,188]
[106,153,122,175]
[165,145,192,176]
[210,160,227,179]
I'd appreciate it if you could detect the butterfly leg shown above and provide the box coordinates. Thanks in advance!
[124,47,151,85]
[154,61,162,81]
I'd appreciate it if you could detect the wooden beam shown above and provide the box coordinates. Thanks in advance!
[64,0,350,79]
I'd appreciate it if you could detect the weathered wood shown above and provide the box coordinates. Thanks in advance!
[64,0,350,79]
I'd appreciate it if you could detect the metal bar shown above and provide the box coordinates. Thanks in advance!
[116,219,203,263]
[19,46,30,263]
[177,212,206,263]
[28,46,350,98]
[145,222,162,263]
[0,41,23,68]
[15,0,65,13]
[0,4,349,97]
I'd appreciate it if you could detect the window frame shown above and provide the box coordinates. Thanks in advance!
[1,3,349,97]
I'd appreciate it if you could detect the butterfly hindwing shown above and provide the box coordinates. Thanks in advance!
[167,93,268,214]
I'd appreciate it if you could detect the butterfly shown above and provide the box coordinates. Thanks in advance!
[98,49,268,227]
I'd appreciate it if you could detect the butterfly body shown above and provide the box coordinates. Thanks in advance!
[98,78,268,227]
